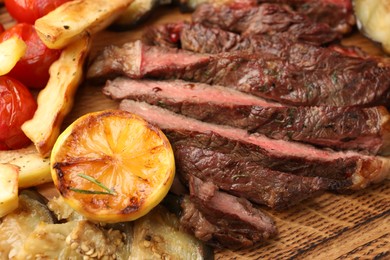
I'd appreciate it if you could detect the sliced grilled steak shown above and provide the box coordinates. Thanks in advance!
[119,100,390,189]
[170,130,352,209]
[192,2,340,45]
[103,78,281,107]
[257,0,355,34]
[180,175,277,249]
[104,78,390,154]
[88,41,390,107]
[144,22,368,60]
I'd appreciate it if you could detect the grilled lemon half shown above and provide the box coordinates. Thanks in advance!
[50,110,175,223]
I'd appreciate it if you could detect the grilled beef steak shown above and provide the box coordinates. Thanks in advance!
[144,22,368,60]
[179,175,277,249]
[191,2,340,45]
[170,130,351,209]
[119,100,390,190]
[257,0,355,34]
[104,78,390,154]
[88,40,390,107]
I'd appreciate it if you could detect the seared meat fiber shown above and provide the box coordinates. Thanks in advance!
[88,40,390,107]
[119,100,390,190]
[169,130,351,209]
[180,176,277,249]
[192,2,340,45]
[104,78,390,154]
[256,0,355,34]
[144,22,368,60]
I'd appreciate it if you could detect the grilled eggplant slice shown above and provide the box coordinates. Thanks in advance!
[15,221,79,259]
[0,190,55,259]
[130,205,213,260]
[47,196,85,222]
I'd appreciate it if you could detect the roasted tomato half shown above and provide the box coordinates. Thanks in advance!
[0,76,37,150]
[5,0,71,24]
[0,23,62,89]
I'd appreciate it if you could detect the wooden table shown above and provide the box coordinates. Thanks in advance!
[1,6,389,260]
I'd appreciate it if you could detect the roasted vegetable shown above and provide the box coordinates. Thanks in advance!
[34,0,134,49]
[0,191,55,259]
[21,36,91,157]
[0,144,51,188]
[15,221,79,259]
[0,164,18,218]
[0,36,26,76]
[47,196,84,222]
[354,0,390,53]
[130,205,213,260]
[112,0,159,30]
[175,0,235,12]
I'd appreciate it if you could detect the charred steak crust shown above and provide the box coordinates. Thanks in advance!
[88,40,390,107]
[180,175,277,249]
[103,78,390,154]
[169,130,352,209]
[191,2,340,45]
[256,0,355,34]
[119,100,390,190]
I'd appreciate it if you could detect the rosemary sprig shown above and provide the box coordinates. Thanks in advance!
[69,173,116,195]
[69,188,115,195]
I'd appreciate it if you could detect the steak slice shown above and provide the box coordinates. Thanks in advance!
[170,130,351,209]
[145,22,369,61]
[180,175,277,249]
[191,2,340,45]
[87,40,390,107]
[104,78,390,155]
[257,0,355,34]
[119,100,390,189]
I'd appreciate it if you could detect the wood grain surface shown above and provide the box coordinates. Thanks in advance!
[1,5,389,260]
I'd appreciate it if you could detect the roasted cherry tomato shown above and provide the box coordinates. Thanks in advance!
[0,23,4,34]
[0,23,61,89]
[0,76,37,150]
[5,0,71,24]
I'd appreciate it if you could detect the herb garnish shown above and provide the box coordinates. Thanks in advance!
[69,173,116,195]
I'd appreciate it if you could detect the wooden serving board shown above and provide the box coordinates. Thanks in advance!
[2,6,390,260]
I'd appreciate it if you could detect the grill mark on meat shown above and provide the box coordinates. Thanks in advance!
[119,100,390,190]
[88,40,390,107]
[171,132,351,209]
[145,22,368,61]
[257,0,355,34]
[179,175,277,249]
[191,2,340,45]
[103,78,390,154]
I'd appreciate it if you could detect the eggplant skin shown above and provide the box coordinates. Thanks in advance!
[130,205,213,260]
[354,0,390,54]
[0,191,55,259]
[110,0,159,30]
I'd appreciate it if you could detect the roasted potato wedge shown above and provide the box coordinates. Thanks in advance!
[354,0,390,53]
[21,36,91,157]
[0,164,19,218]
[112,0,159,29]
[176,0,234,12]
[35,0,134,49]
[0,144,51,188]
[0,36,26,76]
